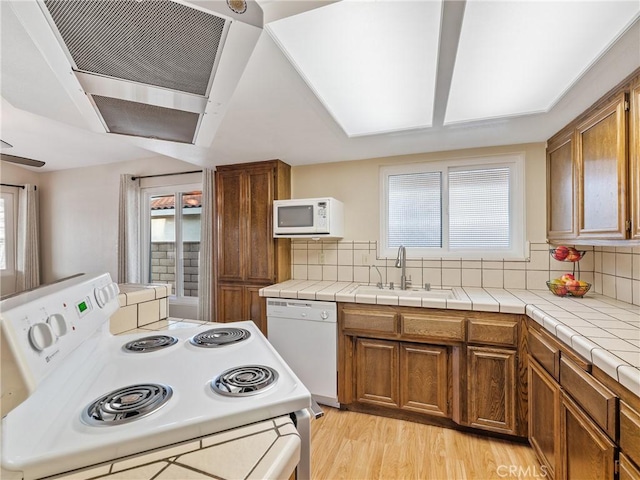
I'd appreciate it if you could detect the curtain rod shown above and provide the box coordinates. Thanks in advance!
[131,170,202,181]
[1,183,26,189]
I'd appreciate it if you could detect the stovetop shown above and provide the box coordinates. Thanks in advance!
[2,320,311,480]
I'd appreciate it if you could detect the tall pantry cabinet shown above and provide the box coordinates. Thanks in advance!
[214,160,291,334]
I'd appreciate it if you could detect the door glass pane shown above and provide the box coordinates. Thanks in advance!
[150,194,176,294]
[181,191,201,298]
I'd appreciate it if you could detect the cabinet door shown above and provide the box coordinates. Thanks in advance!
[246,285,267,335]
[576,92,628,239]
[216,284,267,335]
[560,393,616,480]
[246,165,275,283]
[400,343,449,417]
[547,131,577,240]
[630,76,640,239]
[619,452,640,480]
[217,284,245,323]
[467,346,517,434]
[355,338,399,408]
[216,170,245,282]
[528,357,561,479]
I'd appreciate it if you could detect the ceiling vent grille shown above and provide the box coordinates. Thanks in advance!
[91,95,200,144]
[43,0,226,96]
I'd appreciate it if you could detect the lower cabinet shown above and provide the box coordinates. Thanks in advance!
[217,283,267,334]
[528,357,561,479]
[467,346,517,434]
[354,338,450,416]
[400,343,449,417]
[561,392,616,480]
[340,304,525,436]
[355,338,399,407]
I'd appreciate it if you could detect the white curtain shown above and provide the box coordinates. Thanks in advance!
[197,169,215,322]
[118,174,141,284]
[16,184,40,291]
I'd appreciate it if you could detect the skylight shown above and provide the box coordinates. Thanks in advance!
[444,0,640,125]
[267,0,442,137]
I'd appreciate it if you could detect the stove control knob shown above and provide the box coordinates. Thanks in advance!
[47,313,68,338]
[320,311,329,320]
[29,322,55,351]
[94,283,119,308]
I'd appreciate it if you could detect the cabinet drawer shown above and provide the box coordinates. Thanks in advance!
[401,313,465,342]
[620,402,640,468]
[467,318,518,347]
[528,328,560,381]
[343,308,397,334]
[560,356,618,439]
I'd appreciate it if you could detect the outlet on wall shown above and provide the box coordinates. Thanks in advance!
[361,253,370,265]
[318,252,325,264]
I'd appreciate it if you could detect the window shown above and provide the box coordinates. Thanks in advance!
[380,154,525,259]
[0,188,17,276]
[141,184,202,303]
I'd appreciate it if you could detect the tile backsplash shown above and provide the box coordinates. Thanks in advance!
[290,241,640,306]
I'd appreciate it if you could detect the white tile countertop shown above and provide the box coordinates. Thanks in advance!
[260,280,640,396]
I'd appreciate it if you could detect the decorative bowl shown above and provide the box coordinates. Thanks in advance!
[546,280,591,297]
[549,247,586,262]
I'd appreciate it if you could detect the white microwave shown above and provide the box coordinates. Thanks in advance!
[273,197,344,238]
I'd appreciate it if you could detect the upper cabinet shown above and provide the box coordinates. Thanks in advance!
[547,130,576,239]
[631,75,640,240]
[547,68,639,243]
[576,92,628,239]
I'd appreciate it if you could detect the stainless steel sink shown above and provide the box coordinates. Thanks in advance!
[354,285,457,299]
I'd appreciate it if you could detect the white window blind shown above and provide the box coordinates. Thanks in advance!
[388,172,441,248]
[380,153,525,259]
[449,167,510,249]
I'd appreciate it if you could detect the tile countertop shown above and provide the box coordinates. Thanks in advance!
[259,280,640,396]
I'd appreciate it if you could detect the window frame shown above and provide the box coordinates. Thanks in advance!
[380,153,526,260]
[1,187,18,279]
[140,182,202,306]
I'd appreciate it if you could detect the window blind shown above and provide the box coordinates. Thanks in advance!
[449,167,510,249]
[387,171,442,248]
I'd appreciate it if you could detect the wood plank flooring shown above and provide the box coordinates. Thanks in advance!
[311,408,545,480]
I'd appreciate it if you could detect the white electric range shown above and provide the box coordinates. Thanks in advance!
[0,273,313,480]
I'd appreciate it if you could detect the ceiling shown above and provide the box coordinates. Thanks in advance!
[1,0,639,172]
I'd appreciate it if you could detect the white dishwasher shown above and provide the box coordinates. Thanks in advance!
[266,298,339,408]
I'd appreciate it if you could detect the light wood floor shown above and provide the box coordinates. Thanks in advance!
[310,408,544,480]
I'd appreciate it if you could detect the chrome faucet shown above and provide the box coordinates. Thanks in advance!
[395,245,410,290]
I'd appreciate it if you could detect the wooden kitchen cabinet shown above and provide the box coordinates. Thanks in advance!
[355,338,399,408]
[339,303,526,437]
[466,346,517,435]
[630,74,640,239]
[214,160,290,333]
[217,284,267,332]
[561,392,616,480]
[547,130,577,240]
[546,67,639,242]
[576,92,628,239]
[400,343,449,417]
[528,357,561,479]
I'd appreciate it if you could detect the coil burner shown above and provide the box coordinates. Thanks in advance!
[82,384,173,426]
[123,335,178,353]
[190,327,251,348]
[211,365,279,397]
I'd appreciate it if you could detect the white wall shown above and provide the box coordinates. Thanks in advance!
[38,156,198,284]
[291,142,548,244]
